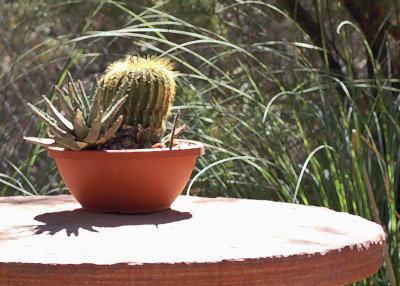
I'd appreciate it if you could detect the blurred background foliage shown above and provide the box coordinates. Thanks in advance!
[0,0,399,284]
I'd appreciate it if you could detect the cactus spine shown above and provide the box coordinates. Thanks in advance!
[100,56,177,134]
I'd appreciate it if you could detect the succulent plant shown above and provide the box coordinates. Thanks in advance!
[100,55,177,135]
[24,74,128,151]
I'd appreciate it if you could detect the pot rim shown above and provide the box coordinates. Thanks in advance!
[47,139,204,160]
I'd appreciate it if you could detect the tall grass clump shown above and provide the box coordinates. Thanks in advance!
[165,1,400,284]
[1,0,399,284]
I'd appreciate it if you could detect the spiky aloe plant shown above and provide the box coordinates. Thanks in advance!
[24,74,128,150]
[100,56,177,134]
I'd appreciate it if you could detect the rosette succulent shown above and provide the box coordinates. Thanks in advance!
[24,74,128,150]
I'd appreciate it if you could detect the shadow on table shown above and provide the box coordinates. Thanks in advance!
[33,208,192,236]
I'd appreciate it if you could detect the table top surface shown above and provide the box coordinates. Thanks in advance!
[0,195,386,286]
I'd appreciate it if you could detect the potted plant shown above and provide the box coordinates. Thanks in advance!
[24,56,204,214]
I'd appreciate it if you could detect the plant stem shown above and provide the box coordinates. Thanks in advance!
[169,110,180,150]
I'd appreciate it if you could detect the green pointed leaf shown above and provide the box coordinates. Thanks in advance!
[28,103,73,139]
[54,136,88,151]
[55,86,75,121]
[73,109,88,140]
[76,141,89,149]
[69,82,85,113]
[78,79,90,113]
[84,110,103,144]
[97,115,124,144]
[23,136,59,148]
[67,73,86,114]
[67,71,75,84]
[88,89,102,126]
[42,95,73,132]
[104,81,129,114]
[101,94,128,127]
[91,75,100,97]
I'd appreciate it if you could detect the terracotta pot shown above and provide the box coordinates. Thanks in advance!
[47,139,204,214]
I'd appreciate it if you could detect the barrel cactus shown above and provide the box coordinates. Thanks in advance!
[100,55,177,135]
[24,74,128,150]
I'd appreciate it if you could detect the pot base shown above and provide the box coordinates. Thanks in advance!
[81,205,171,214]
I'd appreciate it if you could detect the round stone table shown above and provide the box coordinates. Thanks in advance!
[0,195,385,285]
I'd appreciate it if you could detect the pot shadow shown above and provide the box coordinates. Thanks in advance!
[33,208,192,237]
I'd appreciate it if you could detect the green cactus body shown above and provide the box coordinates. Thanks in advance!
[24,74,128,150]
[101,56,177,134]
